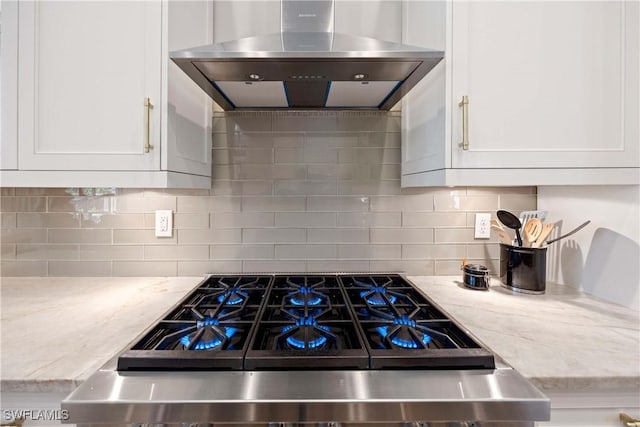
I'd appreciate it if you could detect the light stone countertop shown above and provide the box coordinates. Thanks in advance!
[1,276,638,394]
[0,277,200,393]
[408,276,640,392]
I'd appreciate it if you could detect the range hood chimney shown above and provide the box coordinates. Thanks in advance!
[170,0,444,110]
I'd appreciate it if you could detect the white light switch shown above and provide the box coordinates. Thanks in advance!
[474,213,491,239]
[155,210,173,237]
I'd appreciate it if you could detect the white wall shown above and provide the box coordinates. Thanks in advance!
[538,185,640,311]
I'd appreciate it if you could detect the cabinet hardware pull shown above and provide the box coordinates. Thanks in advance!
[144,97,154,153]
[620,413,640,426]
[458,95,469,150]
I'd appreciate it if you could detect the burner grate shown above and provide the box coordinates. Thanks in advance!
[244,275,369,370]
[117,275,271,371]
[118,274,495,371]
[340,275,495,369]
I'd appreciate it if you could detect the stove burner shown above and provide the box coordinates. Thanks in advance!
[217,288,247,305]
[289,287,323,306]
[360,286,397,305]
[352,277,402,306]
[376,315,432,349]
[284,277,327,307]
[179,317,238,350]
[277,315,336,350]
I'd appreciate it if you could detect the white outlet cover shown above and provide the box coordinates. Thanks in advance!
[474,213,491,239]
[155,210,173,237]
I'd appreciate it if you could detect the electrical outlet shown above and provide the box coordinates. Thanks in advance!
[474,213,491,239]
[155,210,173,237]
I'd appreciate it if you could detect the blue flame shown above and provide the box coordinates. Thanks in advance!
[282,317,330,349]
[375,315,432,349]
[393,315,416,328]
[290,287,322,306]
[217,288,246,305]
[180,318,237,350]
[360,286,397,305]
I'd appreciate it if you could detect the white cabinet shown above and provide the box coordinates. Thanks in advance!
[1,1,19,171]
[539,389,640,427]
[0,1,212,188]
[402,0,640,187]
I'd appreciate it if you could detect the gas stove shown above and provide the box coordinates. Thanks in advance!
[117,274,494,371]
[62,274,549,427]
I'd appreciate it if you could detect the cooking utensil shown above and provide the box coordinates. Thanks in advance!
[546,220,591,245]
[523,218,542,247]
[497,210,523,247]
[531,222,554,248]
[490,219,504,230]
[491,224,513,245]
[519,210,548,225]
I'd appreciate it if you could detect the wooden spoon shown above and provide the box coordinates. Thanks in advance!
[523,218,542,247]
[532,222,554,248]
[491,224,513,245]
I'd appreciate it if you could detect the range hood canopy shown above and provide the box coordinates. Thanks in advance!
[170,0,444,110]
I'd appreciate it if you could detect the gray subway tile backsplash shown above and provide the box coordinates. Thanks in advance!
[1,244,16,260]
[1,111,536,277]
[112,261,177,277]
[274,212,336,228]
[274,180,337,196]
[337,212,401,228]
[2,228,48,244]
[49,260,112,277]
[78,245,144,261]
[113,229,176,245]
[178,228,242,245]
[209,244,275,260]
[211,212,274,229]
[1,196,46,212]
[242,228,306,244]
[337,244,402,260]
[307,228,369,244]
[17,244,79,260]
[1,261,47,276]
[370,228,434,244]
[144,245,209,261]
[307,196,370,212]
[18,212,81,228]
[0,213,17,228]
[81,213,144,229]
[402,212,467,228]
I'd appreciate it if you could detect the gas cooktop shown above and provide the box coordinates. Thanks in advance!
[117,274,495,371]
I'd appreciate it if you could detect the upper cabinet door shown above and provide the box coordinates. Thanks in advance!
[18,1,162,171]
[451,0,639,169]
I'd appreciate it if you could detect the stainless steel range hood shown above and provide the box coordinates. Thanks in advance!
[170,0,444,110]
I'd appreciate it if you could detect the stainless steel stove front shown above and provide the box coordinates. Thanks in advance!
[63,364,548,427]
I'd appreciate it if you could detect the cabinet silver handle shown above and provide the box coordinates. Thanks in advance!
[144,97,154,153]
[620,413,640,427]
[458,95,469,150]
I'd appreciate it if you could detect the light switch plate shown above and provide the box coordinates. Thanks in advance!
[155,210,173,237]
[474,213,491,239]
